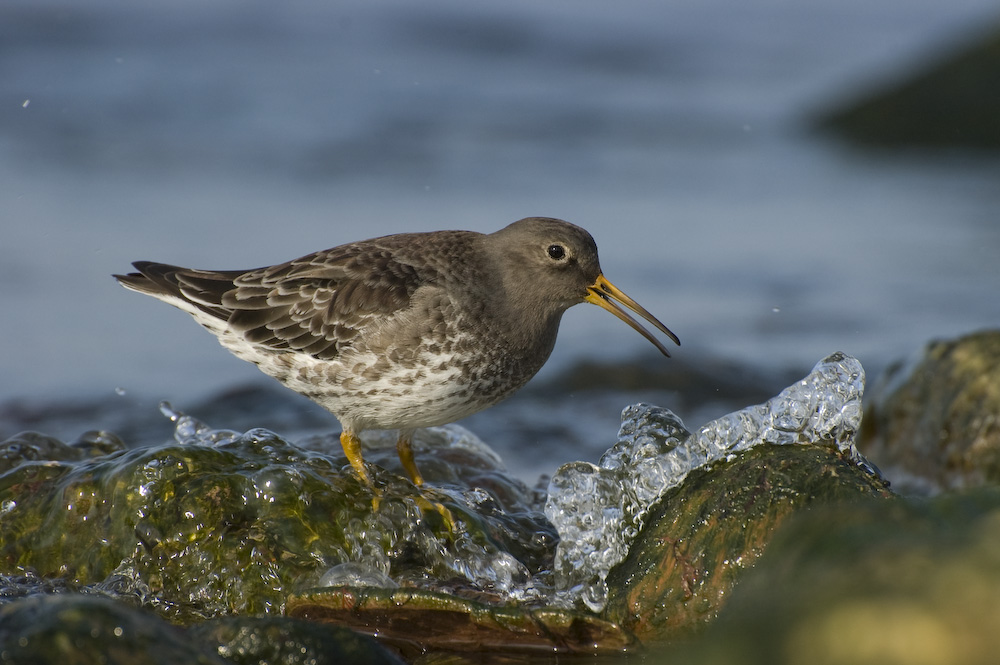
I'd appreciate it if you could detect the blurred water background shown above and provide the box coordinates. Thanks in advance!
[2,0,999,479]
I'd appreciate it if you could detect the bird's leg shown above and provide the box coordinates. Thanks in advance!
[340,429,452,528]
[397,430,454,530]
[340,430,373,487]
[396,430,425,487]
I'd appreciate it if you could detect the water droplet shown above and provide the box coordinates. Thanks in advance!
[158,401,181,421]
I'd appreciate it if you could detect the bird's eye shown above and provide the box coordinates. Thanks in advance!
[547,244,566,261]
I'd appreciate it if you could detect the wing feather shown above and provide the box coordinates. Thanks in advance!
[116,231,477,362]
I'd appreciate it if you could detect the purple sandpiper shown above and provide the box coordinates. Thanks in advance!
[115,217,679,486]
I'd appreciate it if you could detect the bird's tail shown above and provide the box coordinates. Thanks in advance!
[114,261,241,323]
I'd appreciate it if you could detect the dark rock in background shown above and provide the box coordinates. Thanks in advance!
[859,329,1000,491]
[0,594,228,665]
[816,22,1000,151]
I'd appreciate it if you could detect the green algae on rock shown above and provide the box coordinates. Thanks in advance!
[0,417,554,622]
[860,329,1000,491]
[602,443,892,643]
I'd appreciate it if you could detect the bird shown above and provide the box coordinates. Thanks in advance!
[114,217,679,488]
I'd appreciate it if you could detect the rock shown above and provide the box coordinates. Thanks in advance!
[0,422,554,623]
[536,353,795,411]
[0,593,227,665]
[816,22,1000,150]
[0,353,907,659]
[603,443,891,643]
[672,488,1000,665]
[286,586,633,657]
[0,593,405,665]
[860,329,1000,491]
[546,352,875,613]
[189,615,406,665]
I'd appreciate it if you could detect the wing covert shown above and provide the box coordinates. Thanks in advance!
[223,245,426,360]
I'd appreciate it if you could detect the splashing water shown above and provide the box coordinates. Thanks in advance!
[544,352,878,611]
[154,404,555,608]
[159,401,241,446]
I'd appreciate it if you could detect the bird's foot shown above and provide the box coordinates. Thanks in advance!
[358,468,455,532]
[411,487,456,532]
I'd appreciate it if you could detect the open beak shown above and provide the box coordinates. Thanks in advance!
[584,274,680,357]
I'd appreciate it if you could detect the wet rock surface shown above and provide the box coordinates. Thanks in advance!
[4,349,981,662]
[604,444,891,642]
[0,593,229,665]
[860,329,1000,492]
[0,592,404,665]
[189,614,406,665]
[286,587,633,657]
[0,417,554,623]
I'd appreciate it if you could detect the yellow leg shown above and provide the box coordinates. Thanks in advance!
[396,431,454,529]
[334,429,449,529]
[340,430,372,487]
[396,430,424,486]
